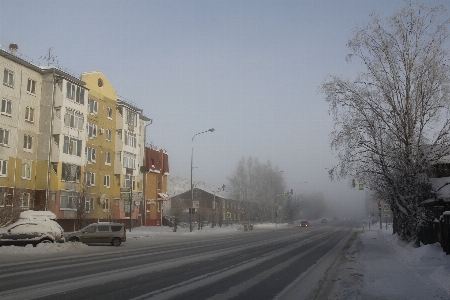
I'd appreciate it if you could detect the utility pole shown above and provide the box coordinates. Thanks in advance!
[378,201,382,229]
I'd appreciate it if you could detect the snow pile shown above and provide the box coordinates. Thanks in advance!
[327,223,450,299]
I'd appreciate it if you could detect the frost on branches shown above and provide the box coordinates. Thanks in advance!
[322,1,450,243]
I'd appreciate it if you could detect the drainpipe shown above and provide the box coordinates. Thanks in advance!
[45,68,57,211]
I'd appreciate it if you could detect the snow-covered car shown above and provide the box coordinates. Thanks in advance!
[0,218,65,247]
[299,221,309,227]
[65,222,126,246]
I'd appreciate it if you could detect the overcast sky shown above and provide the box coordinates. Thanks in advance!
[1,0,449,216]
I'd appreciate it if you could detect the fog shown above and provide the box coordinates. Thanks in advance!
[2,0,446,217]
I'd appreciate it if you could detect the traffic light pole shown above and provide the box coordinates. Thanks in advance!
[378,201,382,229]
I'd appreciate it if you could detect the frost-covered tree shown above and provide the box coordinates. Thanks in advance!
[322,1,450,243]
[228,157,285,222]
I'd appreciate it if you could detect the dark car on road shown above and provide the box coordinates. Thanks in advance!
[299,221,309,227]
[321,218,328,223]
[65,222,126,246]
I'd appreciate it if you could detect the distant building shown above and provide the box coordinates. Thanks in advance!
[143,147,169,226]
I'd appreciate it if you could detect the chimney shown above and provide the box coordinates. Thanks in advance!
[9,43,18,55]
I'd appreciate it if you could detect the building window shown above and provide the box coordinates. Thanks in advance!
[60,191,80,209]
[63,136,82,157]
[64,109,84,130]
[1,99,12,116]
[122,152,136,169]
[27,79,36,95]
[125,108,137,126]
[104,175,110,188]
[25,107,35,122]
[85,197,94,213]
[66,82,85,105]
[107,107,112,119]
[122,199,134,212]
[61,163,81,182]
[0,192,6,206]
[105,151,111,165]
[20,193,30,208]
[124,131,137,148]
[0,159,7,176]
[103,198,110,212]
[21,163,31,179]
[0,128,10,146]
[87,123,97,138]
[123,174,135,189]
[88,98,98,114]
[86,172,95,186]
[86,147,96,163]
[106,129,112,142]
[3,69,14,87]
[23,135,32,150]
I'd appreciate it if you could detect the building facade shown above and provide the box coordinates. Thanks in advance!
[0,45,153,230]
[143,147,169,226]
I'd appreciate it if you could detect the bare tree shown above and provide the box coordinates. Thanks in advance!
[171,198,187,232]
[284,194,308,224]
[228,157,285,222]
[0,188,29,227]
[321,1,450,243]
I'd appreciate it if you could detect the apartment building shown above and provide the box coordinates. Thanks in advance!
[0,45,154,230]
[80,72,117,222]
[42,69,89,230]
[114,97,150,227]
[0,45,43,213]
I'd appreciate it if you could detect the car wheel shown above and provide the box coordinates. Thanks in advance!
[111,237,121,247]
[40,239,53,244]
[69,237,79,243]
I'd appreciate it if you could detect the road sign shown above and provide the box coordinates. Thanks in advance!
[383,204,390,212]
[120,192,130,201]
[382,213,391,217]
[132,192,142,201]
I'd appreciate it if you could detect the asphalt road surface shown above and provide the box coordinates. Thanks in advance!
[0,220,356,300]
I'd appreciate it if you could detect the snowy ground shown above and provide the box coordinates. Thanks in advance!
[0,223,264,255]
[1,221,449,299]
[324,222,450,300]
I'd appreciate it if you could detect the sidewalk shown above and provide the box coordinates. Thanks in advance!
[324,223,450,299]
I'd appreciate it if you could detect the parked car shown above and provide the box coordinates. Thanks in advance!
[0,218,65,247]
[299,220,309,227]
[321,218,328,223]
[65,222,126,246]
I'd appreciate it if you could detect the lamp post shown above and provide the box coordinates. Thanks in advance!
[190,128,215,232]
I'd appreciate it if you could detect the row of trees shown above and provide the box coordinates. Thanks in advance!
[225,157,329,223]
[322,1,450,243]
[227,157,286,222]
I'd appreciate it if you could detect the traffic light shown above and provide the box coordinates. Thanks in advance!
[189,208,196,215]
[378,201,382,210]
[276,211,278,217]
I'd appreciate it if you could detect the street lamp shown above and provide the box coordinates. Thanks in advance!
[190,128,215,232]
